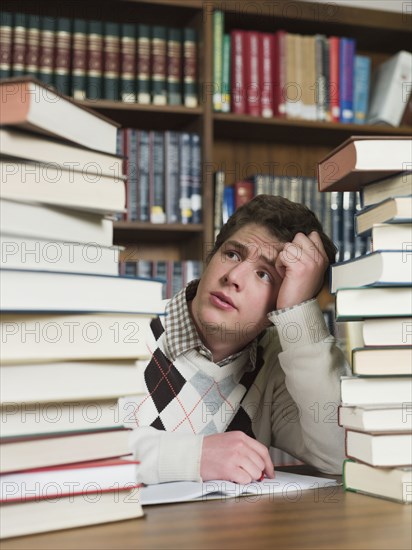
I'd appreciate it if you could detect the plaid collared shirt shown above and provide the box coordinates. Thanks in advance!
[164,279,257,367]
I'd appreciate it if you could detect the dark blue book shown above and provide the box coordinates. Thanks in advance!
[178,132,192,223]
[190,133,202,224]
[339,37,356,123]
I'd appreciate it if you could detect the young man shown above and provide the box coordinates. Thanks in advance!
[124,195,349,484]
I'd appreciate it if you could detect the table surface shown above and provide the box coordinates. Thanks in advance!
[1,475,411,550]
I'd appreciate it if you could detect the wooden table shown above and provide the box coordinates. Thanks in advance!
[1,483,411,549]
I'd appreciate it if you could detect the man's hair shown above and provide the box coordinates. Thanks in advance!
[207,194,337,264]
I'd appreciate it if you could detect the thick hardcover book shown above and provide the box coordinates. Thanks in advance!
[86,20,104,100]
[166,27,182,105]
[38,15,55,87]
[25,14,41,80]
[71,18,87,100]
[259,33,274,118]
[183,27,198,107]
[150,131,166,223]
[355,196,412,234]
[214,170,225,237]
[371,222,412,252]
[244,31,260,117]
[221,33,231,112]
[353,55,371,125]
[103,22,120,100]
[273,29,286,117]
[345,430,412,467]
[351,346,412,376]
[179,132,192,223]
[234,180,254,209]
[328,36,340,122]
[361,172,412,207]
[335,286,412,320]
[137,24,151,104]
[125,128,138,220]
[330,250,411,293]
[151,26,167,105]
[317,136,412,192]
[54,17,71,95]
[362,317,412,347]
[231,30,246,114]
[120,23,136,103]
[11,13,26,78]
[213,10,224,111]
[339,405,412,433]
[340,375,412,406]
[0,11,13,79]
[339,37,355,123]
[0,77,119,154]
[343,460,412,504]
[190,133,202,224]
[368,50,412,126]
[137,130,150,221]
[165,131,180,223]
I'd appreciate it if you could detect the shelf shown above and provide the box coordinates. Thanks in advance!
[213,113,412,147]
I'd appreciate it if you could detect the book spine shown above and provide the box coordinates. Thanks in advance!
[213,170,225,238]
[259,33,274,118]
[190,133,202,224]
[222,186,235,223]
[166,27,182,106]
[54,17,72,95]
[331,191,343,262]
[234,180,254,209]
[150,131,166,223]
[321,35,331,121]
[272,30,286,117]
[353,55,371,125]
[137,130,150,222]
[122,128,130,221]
[151,26,167,105]
[11,13,26,77]
[116,128,126,221]
[328,36,340,122]
[129,129,139,221]
[179,132,192,223]
[165,131,180,223]
[120,23,137,103]
[183,27,198,107]
[87,20,104,100]
[315,34,326,121]
[231,30,246,114]
[213,10,224,111]
[136,24,151,105]
[71,19,87,100]
[221,33,231,113]
[245,31,260,117]
[342,191,356,261]
[103,22,120,100]
[0,11,13,78]
[339,37,356,123]
[25,14,41,80]
[38,16,55,87]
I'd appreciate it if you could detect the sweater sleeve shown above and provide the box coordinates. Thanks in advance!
[266,299,350,474]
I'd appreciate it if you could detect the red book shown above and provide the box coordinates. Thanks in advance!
[234,180,254,209]
[244,31,260,116]
[259,32,274,118]
[230,30,246,114]
[273,30,287,118]
[329,36,340,122]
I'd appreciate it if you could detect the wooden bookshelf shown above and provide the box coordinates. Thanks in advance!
[3,0,412,262]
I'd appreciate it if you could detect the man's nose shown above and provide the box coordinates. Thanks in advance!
[222,261,249,289]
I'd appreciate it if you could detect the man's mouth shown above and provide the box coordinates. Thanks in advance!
[210,292,236,310]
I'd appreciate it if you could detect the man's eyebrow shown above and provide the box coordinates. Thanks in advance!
[223,240,277,267]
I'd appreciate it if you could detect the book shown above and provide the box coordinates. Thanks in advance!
[0,399,123,438]
[355,196,412,234]
[151,26,167,105]
[339,405,412,433]
[86,20,104,100]
[0,269,164,313]
[330,250,411,293]
[103,22,120,101]
[0,485,142,539]
[244,31,260,117]
[0,77,119,155]
[0,199,114,245]
[361,172,412,208]
[182,27,197,108]
[343,461,412,504]
[335,287,412,320]
[1,359,148,404]
[351,347,412,376]
[0,430,132,473]
[353,55,371,125]
[317,136,412,192]
[367,50,412,127]
[0,159,125,214]
[0,127,123,179]
[339,37,355,123]
[140,471,338,505]
[0,234,120,276]
[371,223,412,252]
[166,27,182,106]
[120,23,137,103]
[345,430,412,467]
[340,376,412,406]
[213,10,224,111]
[362,317,412,347]
[231,30,246,114]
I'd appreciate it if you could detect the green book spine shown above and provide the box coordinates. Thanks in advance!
[72,19,87,100]
[183,27,198,108]
[151,25,167,105]
[87,20,103,100]
[54,17,72,95]
[166,27,182,105]
[137,24,151,104]
[38,15,55,86]
[0,11,13,78]
[213,10,224,111]
[12,13,27,77]
[120,23,136,103]
[103,22,120,100]
[221,33,231,112]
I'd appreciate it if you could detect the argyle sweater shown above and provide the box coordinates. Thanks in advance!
[123,282,349,484]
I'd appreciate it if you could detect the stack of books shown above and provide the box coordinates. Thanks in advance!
[318,135,412,504]
[0,77,164,539]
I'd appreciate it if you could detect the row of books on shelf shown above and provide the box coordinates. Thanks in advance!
[1,11,198,105]
[0,78,168,538]
[117,129,202,224]
[318,135,412,504]
[119,260,203,299]
[213,10,412,126]
[213,171,370,263]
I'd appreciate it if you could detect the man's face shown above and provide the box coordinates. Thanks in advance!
[190,224,285,352]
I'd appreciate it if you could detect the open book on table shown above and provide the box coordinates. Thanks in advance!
[140,471,339,505]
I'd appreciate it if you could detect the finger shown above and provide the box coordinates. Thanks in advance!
[307,231,329,262]
[244,437,275,479]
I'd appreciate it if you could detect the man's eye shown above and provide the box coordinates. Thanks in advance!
[224,250,241,261]
[257,270,271,282]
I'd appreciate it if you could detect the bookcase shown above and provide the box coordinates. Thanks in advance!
[3,0,412,267]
